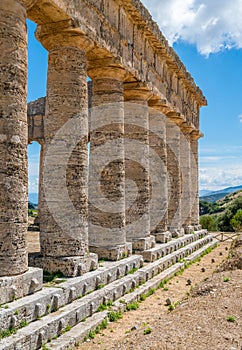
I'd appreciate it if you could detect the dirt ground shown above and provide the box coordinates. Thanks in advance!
[27,231,241,349]
[78,238,242,350]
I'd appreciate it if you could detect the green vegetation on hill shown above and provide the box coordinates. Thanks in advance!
[199,190,242,232]
[200,192,228,203]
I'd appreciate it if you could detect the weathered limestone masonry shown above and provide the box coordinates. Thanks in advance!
[88,64,132,260]
[165,115,183,237]
[148,99,170,243]
[190,130,203,229]
[124,82,155,251]
[0,0,207,303]
[28,21,98,276]
[180,123,194,234]
[28,97,45,226]
[0,0,28,277]
[0,0,42,304]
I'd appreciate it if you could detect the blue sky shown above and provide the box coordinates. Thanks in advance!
[27,0,242,194]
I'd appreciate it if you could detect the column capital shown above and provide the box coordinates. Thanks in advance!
[180,122,194,134]
[36,19,94,52]
[190,130,204,140]
[148,97,171,115]
[124,82,152,101]
[88,62,128,81]
[167,111,185,126]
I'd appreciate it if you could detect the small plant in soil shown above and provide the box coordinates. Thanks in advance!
[108,311,122,322]
[144,327,152,335]
[227,315,236,323]
[126,302,139,311]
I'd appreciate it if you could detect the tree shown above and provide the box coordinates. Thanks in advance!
[199,200,221,216]
[230,209,242,232]
[217,209,234,232]
[200,215,217,231]
[217,196,242,232]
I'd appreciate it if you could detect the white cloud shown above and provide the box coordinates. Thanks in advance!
[199,166,242,191]
[142,0,242,56]
[28,177,39,193]
[239,114,242,123]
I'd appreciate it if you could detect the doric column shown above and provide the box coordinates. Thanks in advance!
[180,123,194,234]
[87,63,132,260]
[35,142,44,227]
[0,0,28,276]
[29,20,98,276]
[124,82,155,251]
[148,99,171,243]
[166,113,185,237]
[190,130,202,229]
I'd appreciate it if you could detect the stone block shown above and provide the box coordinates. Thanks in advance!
[154,231,172,243]
[0,267,43,305]
[171,228,185,238]
[132,235,156,251]
[184,225,194,234]
[28,253,98,277]
[89,242,132,261]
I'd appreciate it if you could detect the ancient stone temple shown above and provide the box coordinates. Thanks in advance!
[0,1,212,348]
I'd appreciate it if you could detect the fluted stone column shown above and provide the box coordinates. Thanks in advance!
[190,131,202,229]
[87,65,132,260]
[0,0,43,304]
[148,100,171,243]
[35,142,44,226]
[180,124,194,234]
[28,21,98,276]
[0,0,28,276]
[166,115,184,237]
[124,83,155,251]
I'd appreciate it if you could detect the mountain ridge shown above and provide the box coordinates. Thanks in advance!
[200,185,242,202]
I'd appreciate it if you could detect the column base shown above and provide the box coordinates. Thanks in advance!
[193,224,202,231]
[0,267,43,305]
[154,231,172,244]
[89,243,132,261]
[184,225,194,234]
[132,235,156,252]
[28,253,98,277]
[170,228,185,238]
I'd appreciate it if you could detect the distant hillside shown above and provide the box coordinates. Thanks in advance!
[200,192,228,203]
[199,189,212,197]
[28,201,37,210]
[216,190,242,211]
[199,189,242,232]
[200,185,242,202]
[200,189,242,214]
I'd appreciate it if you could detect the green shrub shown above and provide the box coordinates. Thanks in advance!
[200,215,217,231]
[227,315,236,322]
[108,311,122,322]
[144,327,152,335]
[230,209,242,232]
[126,302,139,311]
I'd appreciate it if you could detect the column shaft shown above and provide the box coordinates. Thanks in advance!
[40,46,89,257]
[180,127,193,233]
[88,67,131,260]
[35,142,44,226]
[28,25,98,276]
[190,135,200,228]
[148,105,170,243]
[124,85,155,251]
[0,0,28,276]
[166,117,183,236]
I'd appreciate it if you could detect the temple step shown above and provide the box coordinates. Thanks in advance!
[40,240,218,350]
[0,231,218,350]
